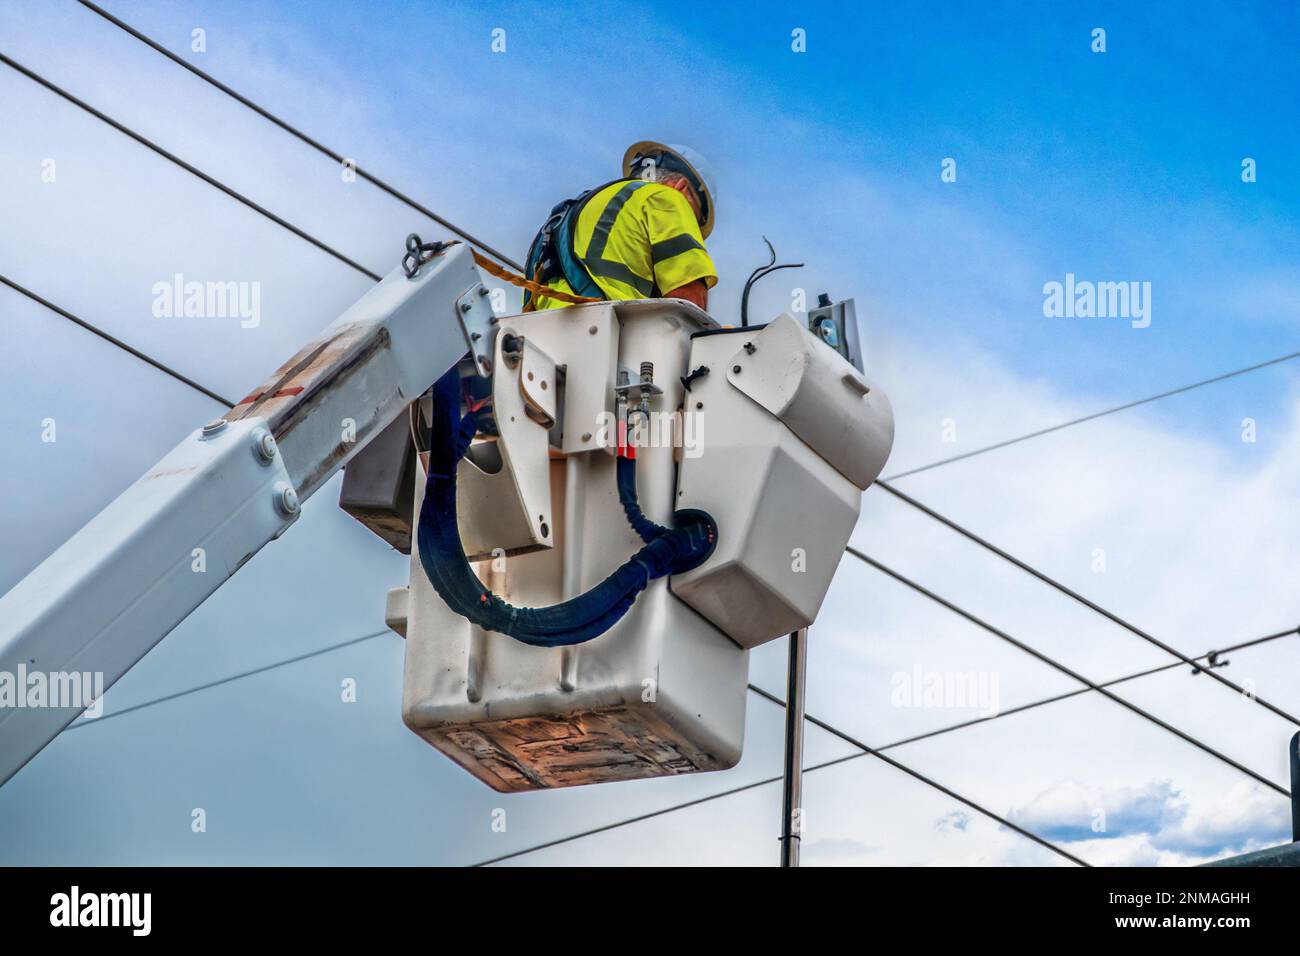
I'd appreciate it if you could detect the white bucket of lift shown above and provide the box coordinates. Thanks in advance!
[397,301,892,791]
[672,313,893,647]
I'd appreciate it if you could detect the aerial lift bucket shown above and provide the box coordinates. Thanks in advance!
[366,298,893,791]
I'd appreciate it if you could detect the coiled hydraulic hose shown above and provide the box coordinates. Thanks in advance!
[417,367,716,647]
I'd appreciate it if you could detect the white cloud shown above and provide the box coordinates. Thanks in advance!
[1151,780,1290,855]
[1009,778,1184,842]
[1005,776,1289,863]
[936,810,972,832]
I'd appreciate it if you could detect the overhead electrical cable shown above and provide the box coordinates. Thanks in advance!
[74,0,525,271]
[475,687,1090,868]
[1,273,236,407]
[76,615,1293,762]
[0,51,383,282]
[845,548,1291,798]
[874,480,1300,726]
[864,626,1300,752]
[881,350,1300,481]
[64,630,391,730]
[746,685,1090,865]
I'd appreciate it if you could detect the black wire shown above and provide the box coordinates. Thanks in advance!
[747,684,1091,866]
[0,51,383,283]
[469,754,862,867]
[75,0,524,273]
[473,689,1088,867]
[846,547,1291,798]
[740,238,776,328]
[882,349,1300,481]
[2,273,236,407]
[874,480,1300,727]
[849,626,1300,753]
[64,630,391,729]
[740,236,803,327]
[742,262,803,328]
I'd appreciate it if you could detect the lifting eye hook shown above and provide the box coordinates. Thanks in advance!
[403,233,449,279]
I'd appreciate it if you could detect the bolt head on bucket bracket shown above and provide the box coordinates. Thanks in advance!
[456,282,498,377]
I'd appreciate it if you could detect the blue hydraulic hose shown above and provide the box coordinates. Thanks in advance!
[416,367,716,647]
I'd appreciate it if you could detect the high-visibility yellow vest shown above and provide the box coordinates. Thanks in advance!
[532,179,717,311]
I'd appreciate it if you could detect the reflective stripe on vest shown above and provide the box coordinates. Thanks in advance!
[580,181,656,298]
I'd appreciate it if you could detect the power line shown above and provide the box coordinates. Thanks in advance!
[846,547,1291,798]
[0,51,382,283]
[747,685,1090,866]
[859,626,1300,753]
[882,349,1300,481]
[875,480,1300,726]
[475,688,1089,867]
[57,47,1273,726]
[65,630,391,730]
[449,621,1300,868]
[2,272,236,407]
[471,755,858,867]
[75,0,524,272]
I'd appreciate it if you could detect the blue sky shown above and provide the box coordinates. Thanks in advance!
[2,0,1298,865]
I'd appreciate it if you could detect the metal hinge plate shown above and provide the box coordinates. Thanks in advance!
[456,282,498,377]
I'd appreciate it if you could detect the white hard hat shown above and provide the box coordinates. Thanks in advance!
[622,141,717,238]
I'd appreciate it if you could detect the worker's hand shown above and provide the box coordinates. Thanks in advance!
[665,280,708,310]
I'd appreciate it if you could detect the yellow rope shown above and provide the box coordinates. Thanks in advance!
[470,250,601,307]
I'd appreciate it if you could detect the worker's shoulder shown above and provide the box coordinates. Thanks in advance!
[577,178,665,215]
[587,179,678,203]
[627,180,693,214]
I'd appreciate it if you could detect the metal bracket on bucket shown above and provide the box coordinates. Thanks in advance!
[456,282,498,377]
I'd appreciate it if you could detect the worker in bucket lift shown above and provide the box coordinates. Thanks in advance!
[523,141,718,312]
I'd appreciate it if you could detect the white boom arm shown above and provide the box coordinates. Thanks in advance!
[0,242,493,786]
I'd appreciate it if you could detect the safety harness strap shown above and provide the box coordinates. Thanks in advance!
[403,233,601,308]
[472,250,600,307]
